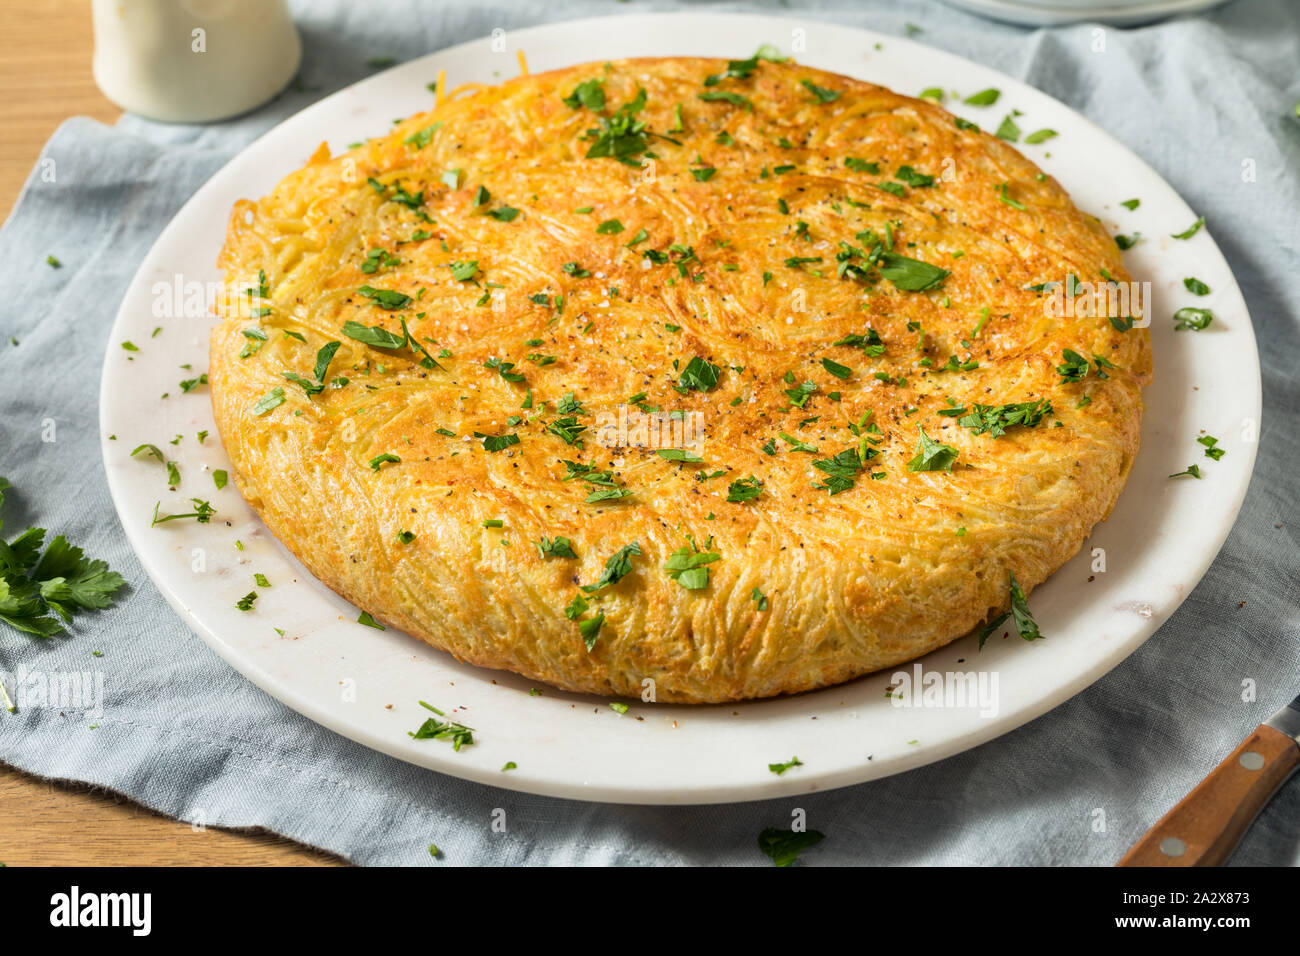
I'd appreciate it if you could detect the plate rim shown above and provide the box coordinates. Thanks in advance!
[98,9,1262,804]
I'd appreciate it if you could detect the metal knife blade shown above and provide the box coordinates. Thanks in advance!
[1263,692,1300,744]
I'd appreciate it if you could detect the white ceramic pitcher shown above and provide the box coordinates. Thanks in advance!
[92,0,302,123]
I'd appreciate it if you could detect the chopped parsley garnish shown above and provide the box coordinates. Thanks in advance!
[657,448,703,463]
[821,358,852,380]
[833,329,886,356]
[409,700,474,750]
[758,827,825,867]
[485,357,525,383]
[235,592,257,611]
[844,157,880,174]
[342,318,441,369]
[698,90,752,110]
[1170,464,1203,479]
[995,114,1021,142]
[150,499,216,526]
[1183,277,1210,296]
[357,610,385,630]
[1056,349,1115,383]
[977,571,1041,648]
[877,252,949,291]
[800,79,840,103]
[780,432,816,453]
[213,470,228,490]
[477,432,520,452]
[581,542,642,593]
[537,536,578,559]
[1171,216,1205,240]
[676,356,722,392]
[1114,232,1140,250]
[704,55,763,85]
[1173,307,1213,331]
[995,182,1026,210]
[1023,128,1057,144]
[368,453,400,471]
[813,447,866,494]
[404,121,442,150]
[283,340,341,396]
[562,78,606,111]
[595,218,625,235]
[545,417,586,445]
[952,400,1053,437]
[397,530,416,544]
[895,165,935,187]
[1119,198,1141,210]
[577,613,605,649]
[362,247,401,275]
[962,88,1000,106]
[907,427,959,472]
[726,476,763,503]
[448,260,479,281]
[663,546,720,590]
[1198,435,1225,460]
[751,587,769,611]
[582,88,653,167]
[783,381,817,408]
[252,387,286,416]
[769,756,803,775]
[357,285,412,310]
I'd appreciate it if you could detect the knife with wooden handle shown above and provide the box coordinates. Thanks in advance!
[1118,693,1300,866]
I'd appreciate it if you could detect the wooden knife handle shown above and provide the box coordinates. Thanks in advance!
[1117,724,1300,866]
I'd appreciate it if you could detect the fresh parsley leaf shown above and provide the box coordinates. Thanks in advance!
[758,827,825,867]
[956,400,1053,437]
[907,427,959,472]
[537,536,578,559]
[878,252,949,292]
[663,546,720,590]
[581,542,641,593]
[963,88,1000,106]
[676,356,722,392]
[698,90,752,110]
[977,571,1041,648]
[1173,307,1213,331]
[727,476,763,503]
[800,79,840,103]
[357,285,412,310]
[562,78,606,111]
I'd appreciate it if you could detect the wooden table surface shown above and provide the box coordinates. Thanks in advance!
[0,0,341,867]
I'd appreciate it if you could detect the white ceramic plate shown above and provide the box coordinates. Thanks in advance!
[939,0,1233,27]
[100,12,1259,804]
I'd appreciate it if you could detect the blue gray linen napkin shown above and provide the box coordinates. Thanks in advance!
[1,0,1297,866]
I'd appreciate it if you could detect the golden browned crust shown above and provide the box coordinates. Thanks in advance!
[209,57,1151,702]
